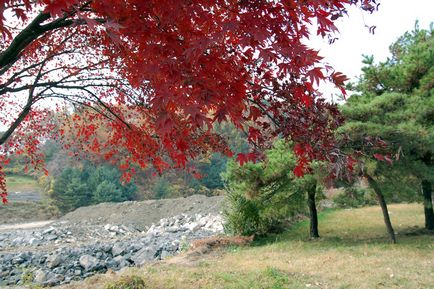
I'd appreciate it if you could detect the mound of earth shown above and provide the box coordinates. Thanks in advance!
[60,194,224,231]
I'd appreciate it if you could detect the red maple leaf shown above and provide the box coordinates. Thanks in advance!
[307,67,325,86]
[293,164,305,177]
[373,153,385,161]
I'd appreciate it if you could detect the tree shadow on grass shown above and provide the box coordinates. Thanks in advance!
[250,211,433,250]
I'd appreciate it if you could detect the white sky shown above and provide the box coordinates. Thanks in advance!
[309,0,434,101]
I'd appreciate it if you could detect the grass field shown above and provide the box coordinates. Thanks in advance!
[5,175,41,192]
[62,203,434,289]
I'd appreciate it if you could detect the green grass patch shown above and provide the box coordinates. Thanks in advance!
[5,174,41,192]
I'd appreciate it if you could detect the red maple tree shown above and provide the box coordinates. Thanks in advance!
[0,0,378,203]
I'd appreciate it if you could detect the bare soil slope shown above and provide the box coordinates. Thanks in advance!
[60,194,224,231]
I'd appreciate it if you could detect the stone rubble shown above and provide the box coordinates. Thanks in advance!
[0,213,224,287]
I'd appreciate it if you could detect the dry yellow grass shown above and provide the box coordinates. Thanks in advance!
[190,235,254,250]
[59,203,434,289]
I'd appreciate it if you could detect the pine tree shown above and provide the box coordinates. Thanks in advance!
[341,23,434,231]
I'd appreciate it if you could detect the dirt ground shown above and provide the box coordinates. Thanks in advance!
[60,194,224,230]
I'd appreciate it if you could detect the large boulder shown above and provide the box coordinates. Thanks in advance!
[111,243,126,256]
[46,254,63,269]
[79,255,100,271]
[130,246,159,266]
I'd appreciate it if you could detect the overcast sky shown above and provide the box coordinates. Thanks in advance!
[309,0,433,100]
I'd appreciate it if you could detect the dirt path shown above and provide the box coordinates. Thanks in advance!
[0,220,54,232]
[7,191,41,202]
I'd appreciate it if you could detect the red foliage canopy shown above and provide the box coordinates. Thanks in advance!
[0,0,378,203]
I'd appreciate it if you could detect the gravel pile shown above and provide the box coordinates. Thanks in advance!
[0,195,225,287]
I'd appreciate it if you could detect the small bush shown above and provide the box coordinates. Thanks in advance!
[222,140,311,236]
[105,276,147,289]
[333,186,377,208]
[223,183,305,236]
[223,189,262,236]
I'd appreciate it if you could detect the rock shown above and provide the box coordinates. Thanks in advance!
[164,241,179,252]
[160,250,172,259]
[124,225,138,233]
[10,268,23,277]
[45,234,58,241]
[46,254,63,269]
[52,266,67,275]
[130,246,158,266]
[12,256,25,265]
[42,227,55,235]
[44,274,64,286]
[7,274,20,285]
[36,255,47,265]
[113,255,124,263]
[79,255,100,271]
[111,255,130,269]
[109,225,119,232]
[29,237,41,246]
[34,269,48,283]
[101,243,112,253]
[197,217,207,227]
[111,243,125,256]
[105,259,118,269]
[12,237,24,246]
[166,224,182,233]
[146,224,156,234]
[185,222,202,232]
[129,242,143,252]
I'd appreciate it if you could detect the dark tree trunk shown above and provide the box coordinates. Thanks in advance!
[0,101,32,146]
[421,179,434,230]
[366,174,396,243]
[307,182,319,239]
